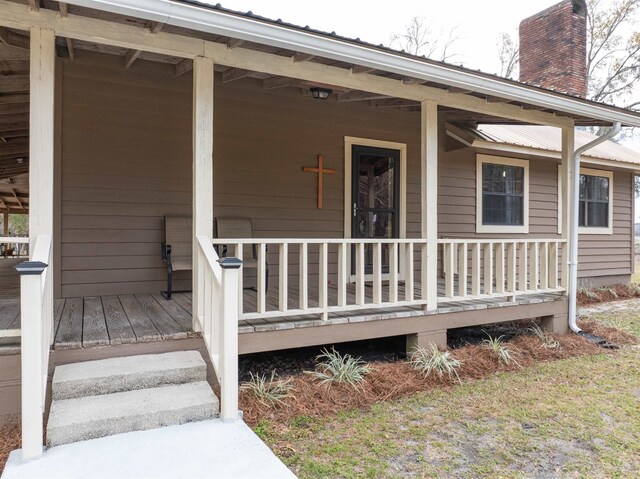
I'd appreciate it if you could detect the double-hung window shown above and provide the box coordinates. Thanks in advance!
[476,155,529,234]
[578,168,613,234]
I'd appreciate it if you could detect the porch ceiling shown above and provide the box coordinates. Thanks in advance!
[1,0,637,130]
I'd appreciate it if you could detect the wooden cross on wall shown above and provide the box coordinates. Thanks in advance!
[303,154,336,209]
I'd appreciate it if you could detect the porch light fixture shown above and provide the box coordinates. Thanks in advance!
[310,87,332,100]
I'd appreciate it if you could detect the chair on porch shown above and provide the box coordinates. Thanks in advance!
[215,217,268,292]
[161,216,192,299]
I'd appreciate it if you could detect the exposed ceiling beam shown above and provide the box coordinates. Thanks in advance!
[124,49,141,68]
[293,52,315,63]
[262,76,294,90]
[370,99,419,108]
[66,37,75,59]
[10,188,22,210]
[226,38,244,49]
[486,96,511,104]
[221,68,250,83]
[58,2,69,17]
[337,91,390,102]
[0,28,29,49]
[28,0,40,12]
[149,21,164,34]
[447,87,475,95]
[351,65,377,74]
[403,77,428,85]
[175,58,192,76]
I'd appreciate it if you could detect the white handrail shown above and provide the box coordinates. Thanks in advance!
[195,235,239,422]
[0,237,29,244]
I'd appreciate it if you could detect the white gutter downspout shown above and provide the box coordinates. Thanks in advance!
[568,122,622,333]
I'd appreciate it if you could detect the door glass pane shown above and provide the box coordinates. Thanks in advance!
[352,146,400,275]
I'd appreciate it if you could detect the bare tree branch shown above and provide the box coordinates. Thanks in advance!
[390,16,461,62]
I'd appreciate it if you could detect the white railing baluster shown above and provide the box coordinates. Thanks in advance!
[389,242,398,303]
[518,242,528,292]
[279,243,288,312]
[257,243,266,314]
[471,242,481,296]
[540,241,549,290]
[560,241,568,289]
[495,242,505,294]
[457,242,467,297]
[444,242,455,298]
[405,242,414,301]
[337,242,347,307]
[235,243,243,314]
[299,243,308,310]
[483,242,493,295]
[355,242,365,305]
[373,242,382,304]
[549,241,559,289]
[421,242,429,302]
[529,241,539,291]
[506,242,516,292]
[319,242,328,319]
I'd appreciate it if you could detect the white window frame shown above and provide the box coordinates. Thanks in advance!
[558,167,613,235]
[476,154,529,234]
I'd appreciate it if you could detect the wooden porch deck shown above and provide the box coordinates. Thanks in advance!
[0,281,563,350]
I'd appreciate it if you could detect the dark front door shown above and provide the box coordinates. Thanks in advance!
[351,144,400,275]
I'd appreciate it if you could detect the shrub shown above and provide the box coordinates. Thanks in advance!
[240,371,294,408]
[308,347,370,387]
[483,334,520,367]
[409,343,462,383]
[528,324,560,349]
[578,287,601,301]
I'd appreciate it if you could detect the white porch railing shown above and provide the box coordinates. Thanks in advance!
[211,238,430,321]
[439,239,567,301]
[195,236,240,422]
[17,234,53,460]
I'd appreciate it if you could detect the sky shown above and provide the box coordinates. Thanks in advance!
[212,0,640,217]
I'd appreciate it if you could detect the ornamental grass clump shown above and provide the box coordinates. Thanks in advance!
[240,371,295,408]
[483,334,521,367]
[528,324,560,349]
[308,347,370,388]
[409,343,462,383]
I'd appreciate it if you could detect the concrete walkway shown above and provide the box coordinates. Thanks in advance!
[2,419,297,479]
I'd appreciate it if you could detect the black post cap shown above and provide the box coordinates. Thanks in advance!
[217,257,243,269]
[15,261,48,275]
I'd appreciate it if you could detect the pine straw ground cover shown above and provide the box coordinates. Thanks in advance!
[240,320,639,479]
[0,422,20,474]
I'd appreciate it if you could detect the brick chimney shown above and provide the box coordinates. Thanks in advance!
[519,0,587,97]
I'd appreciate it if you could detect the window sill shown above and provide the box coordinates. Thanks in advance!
[578,227,613,235]
[476,224,529,234]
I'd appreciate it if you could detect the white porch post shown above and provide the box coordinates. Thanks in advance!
[192,56,214,331]
[561,125,576,303]
[22,26,55,461]
[421,100,438,310]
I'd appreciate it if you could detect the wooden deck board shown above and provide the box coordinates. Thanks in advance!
[55,297,84,349]
[151,292,193,333]
[82,296,110,347]
[102,295,137,345]
[136,293,188,340]
[118,294,162,343]
[0,299,20,330]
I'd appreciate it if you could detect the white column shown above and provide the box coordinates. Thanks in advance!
[29,27,55,253]
[421,100,438,310]
[22,26,55,462]
[192,56,214,331]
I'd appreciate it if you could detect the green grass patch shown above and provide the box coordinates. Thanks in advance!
[261,349,640,478]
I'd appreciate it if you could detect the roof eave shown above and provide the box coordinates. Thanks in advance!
[63,0,640,127]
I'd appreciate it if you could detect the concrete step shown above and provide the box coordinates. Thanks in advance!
[52,351,207,400]
[46,381,219,446]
